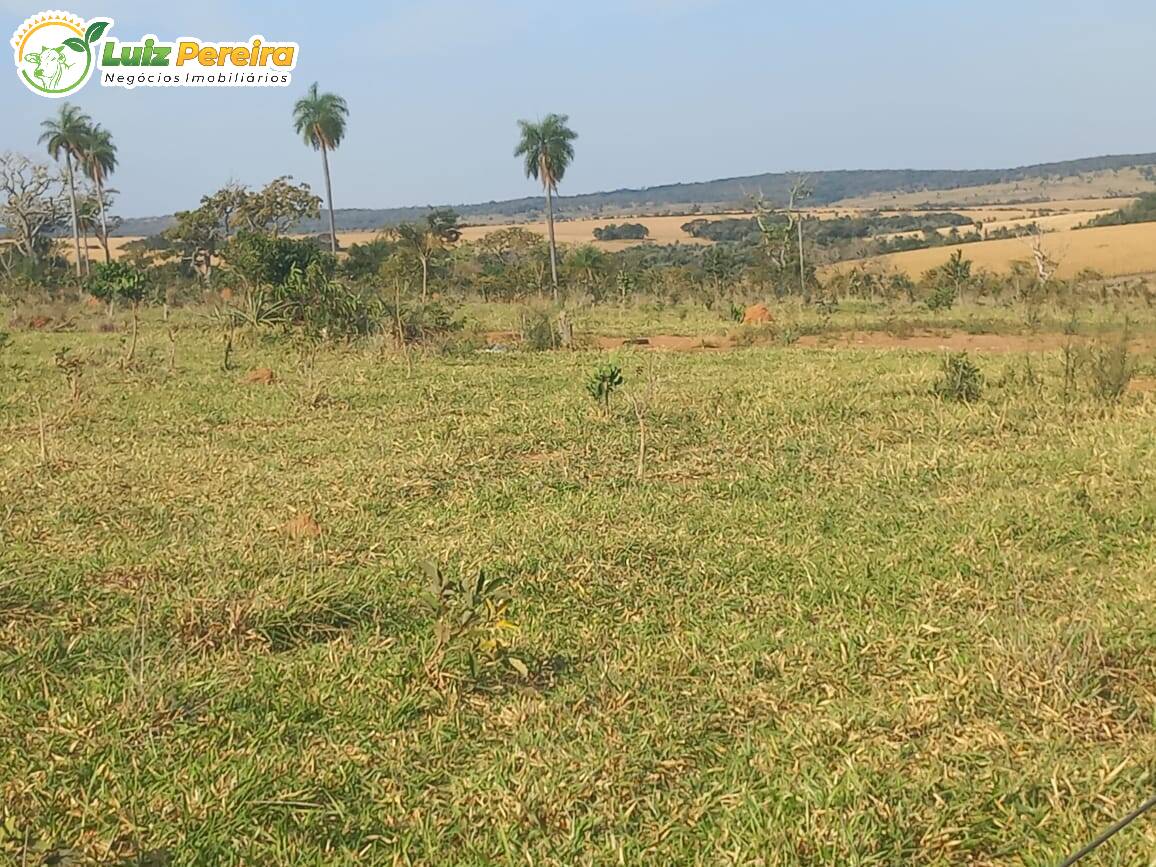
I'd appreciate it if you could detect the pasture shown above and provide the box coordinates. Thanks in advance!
[833,221,1156,280]
[2,301,1156,865]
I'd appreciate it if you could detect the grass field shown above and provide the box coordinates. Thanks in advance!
[2,304,1156,865]
[836,167,1156,209]
[833,221,1156,280]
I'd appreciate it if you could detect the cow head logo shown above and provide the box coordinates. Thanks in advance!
[12,11,111,97]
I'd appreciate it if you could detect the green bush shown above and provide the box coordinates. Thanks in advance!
[934,352,983,402]
[586,362,624,415]
[86,261,149,307]
[222,232,335,288]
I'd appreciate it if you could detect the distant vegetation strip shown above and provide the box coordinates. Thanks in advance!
[106,152,1156,237]
[1082,192,1156,228]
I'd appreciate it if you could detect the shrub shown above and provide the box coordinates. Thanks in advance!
[519,306,559,351]
[86,261,149,308]
[1086,330,1133,402]
[934,352,983,402]
[925,281,957,311]
[280,262,381,339]
[592,223,649,242]
[222,232,335,288]
[586,362,624,415]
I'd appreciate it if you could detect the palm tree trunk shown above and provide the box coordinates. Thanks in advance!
[545,183,558,301]
[64,154,82,278]
[320,141,337,254]
[96,176,111,263]
[420,256,429,302]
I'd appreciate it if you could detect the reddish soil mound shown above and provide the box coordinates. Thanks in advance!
[242,367,276,385]
[742,304,774,325]
[28,316,54,330]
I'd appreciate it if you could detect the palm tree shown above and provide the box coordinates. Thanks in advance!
[39,102,92,277]
[514,114,577,298]
[80,124,117,264]
[292,83,348,254]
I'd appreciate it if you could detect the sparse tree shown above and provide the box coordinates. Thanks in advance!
[293,83,349,253]
[234,176,320,237]
[201,180,249,239]
[388,209,462,301]
[0,152,69,264]
[514,114,578,298]
[788,175,812,298]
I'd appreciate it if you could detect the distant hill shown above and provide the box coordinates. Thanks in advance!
[111,152,1156,237]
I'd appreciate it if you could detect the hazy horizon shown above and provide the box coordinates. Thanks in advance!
[4,0,1155,217]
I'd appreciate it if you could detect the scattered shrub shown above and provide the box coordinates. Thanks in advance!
[520,306,559,351]
[1086,329,1133,402]
[586,362,624,415]
[934,352,983,402]
[592,223,649,242]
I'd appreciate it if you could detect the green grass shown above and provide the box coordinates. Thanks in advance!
[2,316,1155,865]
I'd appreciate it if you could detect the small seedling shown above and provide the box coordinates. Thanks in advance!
[53,347,84,401]
[586,362,624,416]
[934,352,983,402]
[421,561,524,686]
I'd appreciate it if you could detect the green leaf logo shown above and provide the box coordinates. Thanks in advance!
[62,37,86,52]
[85,21,109,44]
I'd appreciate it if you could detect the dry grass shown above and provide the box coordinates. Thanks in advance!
[832,221,1156,279]
[836,167,1155,209]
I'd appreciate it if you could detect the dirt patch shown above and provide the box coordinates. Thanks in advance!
[796,330,1076,353]
[1128,376,1156,395]
[595,334,733,352]
[242,367,276,385]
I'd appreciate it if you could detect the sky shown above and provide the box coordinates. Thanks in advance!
[3,0,1155,217]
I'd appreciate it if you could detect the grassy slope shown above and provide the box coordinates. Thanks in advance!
[2,322,1156,865]
[831,222,1156,280]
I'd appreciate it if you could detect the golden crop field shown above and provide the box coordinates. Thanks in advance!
[831,221,1156,279]
[836,168,1155,209]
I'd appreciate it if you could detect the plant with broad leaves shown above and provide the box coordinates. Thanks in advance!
[420,561,525,686]
[586,362,624,416]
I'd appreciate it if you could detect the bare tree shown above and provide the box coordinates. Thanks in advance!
[1023,224,1057,285]
[788,174,812,298]
[0,152,69,265]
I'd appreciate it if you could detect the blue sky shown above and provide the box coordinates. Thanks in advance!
[3,0,1155,216]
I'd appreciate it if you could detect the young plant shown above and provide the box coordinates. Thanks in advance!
[1086,327,1133,403]
[934,351,983,402]
[586,362,624,416]
[53,347,83,401]
[421,561,525,686]
[87,261,149,365]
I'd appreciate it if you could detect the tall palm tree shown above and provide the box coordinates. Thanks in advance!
[39,102,92,277]
[81,124,117,264]
[292,83,348,254]
[514,114,577,298]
